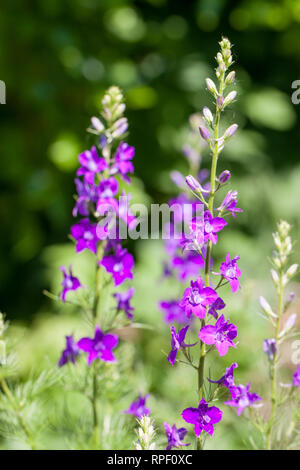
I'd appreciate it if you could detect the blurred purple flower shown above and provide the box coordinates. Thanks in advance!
[113,287,135,320]
[217,254,241,293]
[77,146,108,184]
[164,423,190,450]
[159,300,187,324]
[218,190,242,218]
[124,394,150,418]
[263,339,277,362]
[60,265,82,302]
[111,142,135,183]
[208,297,226,319]
[204,210,227,245]
[77,326,118,364]
[168,325,196,366]
[207,362,238,388]
[181,399,223,437]
[180,278,218,319]
[293,365,300,387]
[225,383,262,416]
[58,335,79,367]
[71,218,106,253]
[101,246,134,286]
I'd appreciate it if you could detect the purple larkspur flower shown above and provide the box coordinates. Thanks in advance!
[218,190,242,218]
[217,254,241,293]
[208,297,226,319]
[101,245,134,286]
[263,339,277,362]
[181,399,223,437]
[72,179,99,217]
[180,278,218,319]
[171,253,205,283]
[77,325,118,364]
[99,177,119,198]
[207,362,238,388]
[168,325,196,366]
[124,394,150,418]
[225,383,262,416]
[293,365,300,387]
[164,423,190,450]
[198,314,237,356]
[111,142,135,183]
[71,218,107,253]
[204,210,227,245]
[159,300,187,324]
[60,265,82,302]
[77,146,108,184]
[58,335,79,367]
[113,287,135,320]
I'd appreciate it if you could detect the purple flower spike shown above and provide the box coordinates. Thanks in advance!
[292,365,300,387]
[60,265,82,302]
[204,210,227,245]
[72,179,99,217]
[198,314,237,356]
[208,297,226,319]
[218,254,241,293]
[77,325,118,364]
[71,218,106,253]
[263,339,277,362]
[111,142,135,183]
[168,325,197,366]
[218,190,243,218]
[113,287,135,320]
[207,362,238,388]
[159,300,187,324]
[58,335,79,367]
[181,399,223,437]
[77,146,108,184]
[225,383,262,416]
[180,278,218,319]
[164,423,190,450]
[101,246,134,286]
[124,394,150,419]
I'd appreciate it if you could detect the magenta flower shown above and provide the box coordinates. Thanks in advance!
[71,218,106,254]
[164,423,190,450]
[58,335,79,367]
[101,245,134,286]
[111,142,135,183]
[159,300,187,324]
[168,326,196,366]
[72,179,99,217]
[207,362,238,388]
[204,210,227,244]
[113,287,135,320]
[181,399,223,437]
[180,278,218,319]
[99,177,119,198]
[60,265,82,302]
[124,394,150,418]
[171,253,205,282]
[225,383,262,416]
[293,365,300,387]
[218,190,242,218]
[77,146,108,184]
[77,326,118,364]
[217,254,241,293]
[208,297,226,319]
[198,314,237,356]
[263,339,277,362]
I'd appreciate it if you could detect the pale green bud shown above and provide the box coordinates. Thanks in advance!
[205,78,218,97]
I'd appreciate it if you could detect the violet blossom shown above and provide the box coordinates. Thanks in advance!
[111,142,134,183]
[225,383,262,416]
[71,218,106,254]
[164,423,190,450]
[77,325,118,364]
[217,254,241,293]
[124,394,150,418]
[207,362,238,388]
[77,146,108,184]
[263,339,277,362]
[204,210,227,245]
[168,325,196,366]
[58,335,79,367]
[60,265,82,302]
[159,300,187,324]
[181,399,223,437]
[218,190,242,218]
[113,287,135,320]
[208,297,226,319]
[101,245,134,286]
[198,314,237,356]
[180,278,218,319]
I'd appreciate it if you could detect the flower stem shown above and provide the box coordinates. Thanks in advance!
[0,376,36,449]
[266,269,284,450]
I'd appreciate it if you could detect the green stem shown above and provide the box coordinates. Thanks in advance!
[0,377,36,449]
[266,270,284,450]
[196,74,224,451]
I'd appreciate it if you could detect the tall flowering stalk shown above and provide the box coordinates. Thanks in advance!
[160,38,262,450]
[257,221,299,449]
[54,86,138,448]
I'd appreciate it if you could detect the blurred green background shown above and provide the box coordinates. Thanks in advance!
[0,0,300,449]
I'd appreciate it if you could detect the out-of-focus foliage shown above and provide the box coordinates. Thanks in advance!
[1,0,300,450]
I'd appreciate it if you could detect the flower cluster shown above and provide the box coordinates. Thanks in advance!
[160,38,261,449]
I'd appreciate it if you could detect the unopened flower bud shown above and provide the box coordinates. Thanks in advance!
[225,71,236,86]
[259,296,277,318]
[205,78,217,97]
[111,117,128,138]
[217,95,224,109]
[286,264,298,279]
[186,175,201,192]
[224,124,238,139]
[223,91,237,107]
[203,106,213,124]
[218,170,231,183]
[199,126,210,141]
[270,269,279,286]
[263,339,277,362]
[91,117,104,132]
